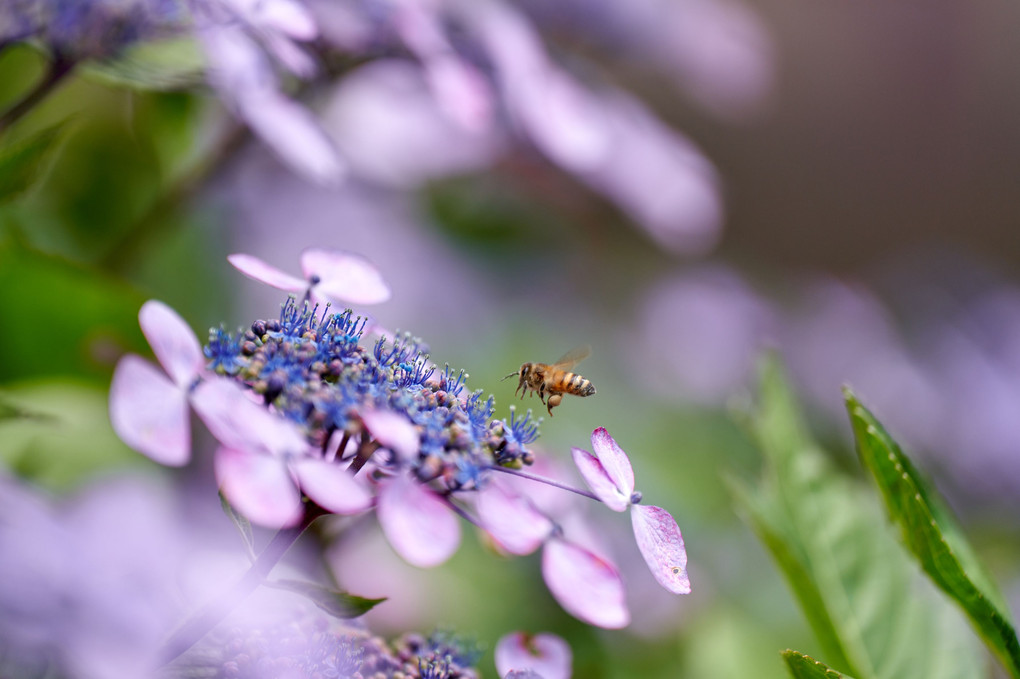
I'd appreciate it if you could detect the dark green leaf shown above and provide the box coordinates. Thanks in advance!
[82,38,206,91]
[268,579,386,619]
[0,123,64,204]
[219,492,256,562]
[732,358,983,679]
[0,239,148,383]
[846,390,1020,678]
[783,650,854,679]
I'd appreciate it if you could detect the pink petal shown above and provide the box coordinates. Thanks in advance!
[190,377,309,457]
[476,481,553,555]
[300,249,391,305]
[237,90,347,187]
[494,632,571,679]
[138,300,204,388]
[423,55,493,133]
[247,0,318,40]
[631,505,691,594]
[215,447,304,528]
[227,253,307,292]
[571,447,630,512]
[109,356,190,466]
[377,473,460,568]
[291,457,373,514]
[590,427,635,498]
[361,409,419,461]
[542,539,629,629]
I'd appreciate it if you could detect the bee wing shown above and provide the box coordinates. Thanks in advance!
[551,344,591,370]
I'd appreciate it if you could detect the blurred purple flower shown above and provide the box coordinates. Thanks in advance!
[376,471,461,568]
[572,427,691,595]
[519,0,774,120]
[192,0,346,185]
[629,268,773,404]
[0,474,193,679]
[495,632,571,679]
[1,0,184,59]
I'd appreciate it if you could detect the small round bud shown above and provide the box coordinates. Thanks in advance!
[251,320,267,336]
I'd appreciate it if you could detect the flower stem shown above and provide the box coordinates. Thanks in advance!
[157,504,325,667]
[347,437,380,474]
[0,56,75,134]
[490,466,599,502]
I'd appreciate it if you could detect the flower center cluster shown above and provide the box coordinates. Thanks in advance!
[204,299,539,490]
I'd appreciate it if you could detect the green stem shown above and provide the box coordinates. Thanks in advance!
[0,56,75,134]
[157,504,325,667]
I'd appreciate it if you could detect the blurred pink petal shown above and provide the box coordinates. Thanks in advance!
[227,253,307,292]
[236,0,318,40]
[238,90,347,187]
[292,457,373,514]
[582,93,722,254]
[422,55,493,133]
[476,481,554,555]
[495,632,571,679]
[361,408,419,461]
[301,248,392,305]
[263,31,318,77]
[109,356,190,467]
[138,300,204,388]
[324,60,497,187]
[631,504,691,594]
[377,473,460,568]
[190,377,309,456]
[571,447,629,512]
[215,447,304,527]
[542,539,629,629]
[474,3,608,170]
[590,427,634,499]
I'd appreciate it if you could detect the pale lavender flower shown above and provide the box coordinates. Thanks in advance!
[0,474,193,679]
[572,428,691,595]
[542,537,629,629]
[228,247,392,307]
[495,632,571,679]
[192,0,346,185]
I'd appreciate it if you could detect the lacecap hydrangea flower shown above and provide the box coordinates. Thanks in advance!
[110,248,690,629]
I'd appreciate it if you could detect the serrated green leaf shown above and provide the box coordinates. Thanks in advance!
[782,650,854,679]
[219,491,256,562]
[0,123,64,204]
[268,579,386,619]
[82,37,206,91]
[733,357,984,679]
[846,390,1020,678]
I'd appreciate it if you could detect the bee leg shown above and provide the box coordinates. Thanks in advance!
[546,393,562,416]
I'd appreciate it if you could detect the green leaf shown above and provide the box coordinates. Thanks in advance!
[732,357,984,679]
[268,579,386,619]
[82,37,206,91]
[0,380,150,490]
[219,492,256,562]
[846,390,1020,678]
[0,239,148,384]
[783,650,854,679]
[0,123,64,204]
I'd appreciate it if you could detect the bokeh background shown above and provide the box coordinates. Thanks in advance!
[3,0,1020,676]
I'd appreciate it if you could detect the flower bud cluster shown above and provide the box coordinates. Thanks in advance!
[205,298,538,489]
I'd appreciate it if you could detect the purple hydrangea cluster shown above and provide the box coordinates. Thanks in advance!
[110,249,690,635]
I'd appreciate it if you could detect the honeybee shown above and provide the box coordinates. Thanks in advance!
[502,345,596,416]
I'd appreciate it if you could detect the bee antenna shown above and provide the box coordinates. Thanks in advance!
[501,371,519,382]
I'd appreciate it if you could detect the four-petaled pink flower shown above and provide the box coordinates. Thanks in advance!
[572,427,691,594]
[495,631,571,679]
[228,248,391,307]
